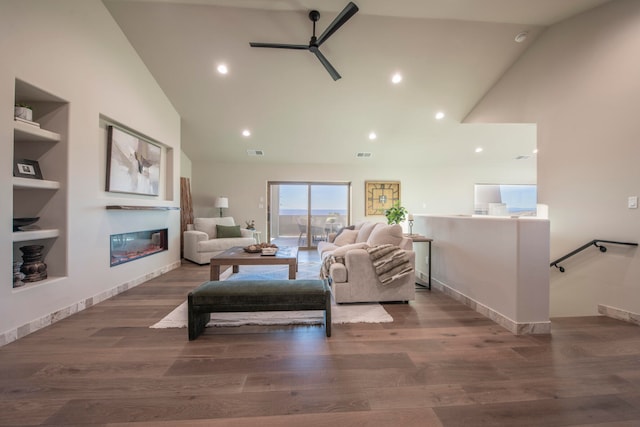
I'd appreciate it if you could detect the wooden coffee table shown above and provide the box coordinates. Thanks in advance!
[209,246,299,281]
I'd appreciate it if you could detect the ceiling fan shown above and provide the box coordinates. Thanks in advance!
[249,2,359,81]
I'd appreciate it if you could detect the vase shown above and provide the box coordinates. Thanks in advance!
[13,261,25,288]
[20,244,47,282]
[14,106,33,121]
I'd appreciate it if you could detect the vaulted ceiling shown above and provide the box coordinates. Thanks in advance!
[103,0,610,166]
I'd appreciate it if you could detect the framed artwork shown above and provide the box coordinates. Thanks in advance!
[14,158,43,180]
[106,125,161,196]
[365,181,401,216]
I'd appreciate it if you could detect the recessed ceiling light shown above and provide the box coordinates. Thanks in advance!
[435,111,445,120]
[515,31,528,43]
[368,132,377,140]
[242,129,251,137]
[391,73,402,84]
[532,148,538,154]
[217,64,228,74]
[475,147,483,153]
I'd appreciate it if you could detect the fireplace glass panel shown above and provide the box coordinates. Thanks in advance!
[110,228,168,266]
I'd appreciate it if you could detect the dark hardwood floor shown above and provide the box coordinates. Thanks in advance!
[1,253,640,426]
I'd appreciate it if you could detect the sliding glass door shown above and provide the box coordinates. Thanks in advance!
[268,182,350,249]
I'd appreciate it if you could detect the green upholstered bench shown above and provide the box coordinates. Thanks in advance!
[188,279,331,340]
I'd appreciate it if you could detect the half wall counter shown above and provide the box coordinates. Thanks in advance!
[414,214,550,334]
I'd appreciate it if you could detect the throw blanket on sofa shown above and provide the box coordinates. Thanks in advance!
[320,254,345,280]
[367,244,413,285]
[320,244,413,286]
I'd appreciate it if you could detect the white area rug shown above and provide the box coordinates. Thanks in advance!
[150,261,392,328]
[150,299,392,328]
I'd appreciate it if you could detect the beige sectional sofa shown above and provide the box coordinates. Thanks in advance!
[183,217,256,265]
[318,221,416,303]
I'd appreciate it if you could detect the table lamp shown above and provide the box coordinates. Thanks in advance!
[214,197,228,217]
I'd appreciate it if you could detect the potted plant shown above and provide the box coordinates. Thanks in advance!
[384,202,408,225]
[14,103,33,122]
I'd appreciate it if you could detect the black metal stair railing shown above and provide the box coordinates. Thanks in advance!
[550,239,638,272]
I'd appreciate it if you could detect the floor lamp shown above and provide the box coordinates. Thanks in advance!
[214,197,228,217]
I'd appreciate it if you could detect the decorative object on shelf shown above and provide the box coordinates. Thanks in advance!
[245,219,255,230]
[365,181,401,216]
[214,196,228,217]
[408,213,414,235]
[13,261,25,288]
[105,125,161,196]
[19,244,47,282]
[13,217,40,232]
[384,201,408,225]
[14,103,33,121]
[13,158,43,180]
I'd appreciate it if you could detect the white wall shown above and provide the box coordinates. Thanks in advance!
[466,0,640,316]
[0,0,181,342]
[190,137,536,240]
[417,215,550,333]
[181,150,192,179]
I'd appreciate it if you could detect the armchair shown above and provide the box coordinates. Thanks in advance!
[184,217,256,264]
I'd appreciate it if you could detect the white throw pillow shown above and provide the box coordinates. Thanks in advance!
[330,242,369,257]
[367,224,403,247]
[333,229,358,246]
[193,217,235,239]
[355,222,378,243]
[193,218,217,239]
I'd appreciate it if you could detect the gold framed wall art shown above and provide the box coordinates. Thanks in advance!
[365,181,400,216]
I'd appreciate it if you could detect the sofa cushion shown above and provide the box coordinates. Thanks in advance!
[330,242,369,257]
[367,224,404,247]
[216,224,241,238]
[193,217,235,239]
[334,229,358,246]
[198,237,256,253]
[355,222,378,243]
[335,225,355,238]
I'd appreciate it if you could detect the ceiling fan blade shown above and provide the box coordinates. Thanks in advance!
[250,42,309,50]
[310,46,341,81]
[316,1,359,46]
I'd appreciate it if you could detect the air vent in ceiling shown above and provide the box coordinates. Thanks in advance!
[247,149,264,156]
[356,152,372,158]
[515,155,531,160]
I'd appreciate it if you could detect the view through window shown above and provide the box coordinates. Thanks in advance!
[474,184,537,216]
[269,182,350,248]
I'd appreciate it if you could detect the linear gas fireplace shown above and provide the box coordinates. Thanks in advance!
[110,228,168,267]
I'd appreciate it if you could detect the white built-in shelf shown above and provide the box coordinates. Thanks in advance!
[13,177,60,190]
[12,276,66,293]
[106,205,180,211]
[13,121,61,143]
[12,229,60,242]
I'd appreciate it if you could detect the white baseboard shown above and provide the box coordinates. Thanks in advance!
[598,304,640,326]
[432,278,551,335]
[1,260,182,347]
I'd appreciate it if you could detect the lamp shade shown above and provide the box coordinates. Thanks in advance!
[214,197,229,209]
